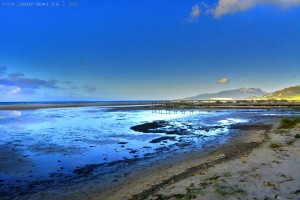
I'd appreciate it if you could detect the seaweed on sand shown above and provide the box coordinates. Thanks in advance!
[279,117,300,129]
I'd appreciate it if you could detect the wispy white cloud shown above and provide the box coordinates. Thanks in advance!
[11,86,21,94]
[187,4,201,23]
[213,0,300,18]
[263,0,300,8]
[213,0,255,18]
[0,85,22,95]
[0,66,99,100]
[217,77,230,84]
[186,0,300,21]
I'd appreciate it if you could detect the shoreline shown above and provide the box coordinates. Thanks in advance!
[0,102,299,111]
[0,102,152,110]
[96,119,277,200]
[15,118,287,200]
[133,120,300,200]
[1,109,299,200]
[95,118,299,200]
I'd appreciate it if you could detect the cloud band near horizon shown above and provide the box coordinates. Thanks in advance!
[0,66,97,100]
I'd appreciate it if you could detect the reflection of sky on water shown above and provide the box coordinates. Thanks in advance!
[0,107,200,182]
[219,118,248,125]
[0,107,300,186]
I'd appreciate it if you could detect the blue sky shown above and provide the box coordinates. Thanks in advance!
[0,0,300,101]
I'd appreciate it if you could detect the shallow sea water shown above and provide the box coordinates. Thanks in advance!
[0,107,299,194]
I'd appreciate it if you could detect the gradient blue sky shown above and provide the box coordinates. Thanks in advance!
[0,0,300,101]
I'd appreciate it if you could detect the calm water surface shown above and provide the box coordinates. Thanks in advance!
[0,107,299,193]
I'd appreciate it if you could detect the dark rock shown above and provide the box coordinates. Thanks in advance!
[73,164,98,176]
[211,126,224,129]
[130,121,167,133]
[150,136,176,143]
[129,150,138,154]
[293,189,300,194]
[144,153,153,157]
[118,142,128,145]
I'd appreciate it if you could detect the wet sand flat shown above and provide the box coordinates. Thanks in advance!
[0,107,299,199]
[0,102,152,110]
[16,118,297,200]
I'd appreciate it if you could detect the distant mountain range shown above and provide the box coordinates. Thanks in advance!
[185,88,268,100]
[184,85,300,100]
[264,85,300,100]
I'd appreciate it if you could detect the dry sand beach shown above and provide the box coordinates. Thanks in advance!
[143,121,300,200]
[92,119,300,200]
